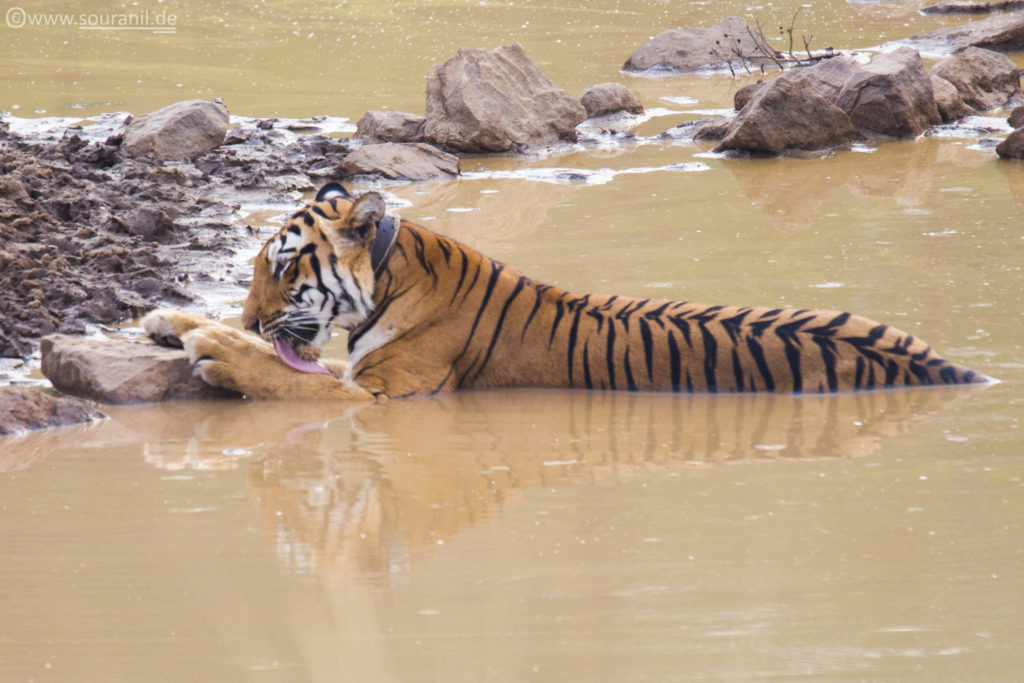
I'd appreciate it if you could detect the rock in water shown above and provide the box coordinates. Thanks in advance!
[623,16,777,73]
[122,98,230,161]
[341,142,460,181]
[40,334,241,404]
[578,83,645,118]
[424,43,587,153]
[354,111,427,143]
[715,77,860,154]
[931,47,1024,111]
[0,386,105,435]
[898,13,1024,53]
[996,127,1024,158]
[931,75,974,122]
[833,47,942,138]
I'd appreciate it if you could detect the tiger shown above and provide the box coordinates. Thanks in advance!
[142,182,990,400]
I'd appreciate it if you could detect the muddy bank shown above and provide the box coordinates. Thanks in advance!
[0,113,353,365]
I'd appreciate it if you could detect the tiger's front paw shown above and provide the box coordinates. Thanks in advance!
[182,326,372,401]
[142,309,219,348]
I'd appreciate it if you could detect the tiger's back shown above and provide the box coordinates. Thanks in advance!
[348,220,986,397]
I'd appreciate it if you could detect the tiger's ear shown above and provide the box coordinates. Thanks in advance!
[348,192,385,243]
[316,182,350,201]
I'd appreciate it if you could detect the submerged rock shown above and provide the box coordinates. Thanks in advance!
[659,117,731,142]
[898,13,1024,53]
[0,386,105,435]
[716,77,860,154]
[354,111,426,143]
[833,48,942,138]
[1008,105,1024,128]
[931,47,1023,111]
[623,16,777,73]
[424,43,587,153]
[996,127,1024,158]
[578,83,644,118]
[41,334,241,404]
[122,98,230,161]
[922,1,1024,13]
[341,142,460,181]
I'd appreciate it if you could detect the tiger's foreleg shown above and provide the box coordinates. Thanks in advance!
[142,309,370,400]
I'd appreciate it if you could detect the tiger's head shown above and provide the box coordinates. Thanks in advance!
[241,183,386,374]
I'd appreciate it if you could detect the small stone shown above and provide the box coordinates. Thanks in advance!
[578,83,644,118]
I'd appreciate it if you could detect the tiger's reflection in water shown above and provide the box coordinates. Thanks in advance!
[108,386,977,580]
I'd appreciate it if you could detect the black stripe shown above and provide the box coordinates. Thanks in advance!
[547,296,567,349]
[668,332,681,392]
[450,246,470,306]
[437,237,452,264]
[884,359,899,387]
[623,347,638,392]
[745,336,775,391]
[813,336,839,393]
[433,263,504,392]
[668,316,693,348]
[521,284,546,342]
[459,259,482,306]
[464,276,526,387]
[582,339,593,390]
[565,296,589,388]
[639,317,655,383]
[700,324,718,393]
[605,318,617,391]
[731,347,744,392]
[854,356,865,390]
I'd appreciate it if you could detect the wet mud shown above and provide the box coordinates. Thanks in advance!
[0,115,352,360]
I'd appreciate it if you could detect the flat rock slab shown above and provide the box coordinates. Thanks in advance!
[341,142,460,181]
[41,334,241,404]
[896,13,1024,53]
[0,385,105,436]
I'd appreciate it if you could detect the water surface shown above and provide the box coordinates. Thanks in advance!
[2,0,1024,680]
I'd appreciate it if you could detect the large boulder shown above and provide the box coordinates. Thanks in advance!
[578,83,644,118]
[353,111,426,143]
[931,47,1023,111]
[715,76,860,155]
[996,127,1024,158]
[40,334,241,404]
[341,142,460,181]
[122,98,230,161]
[623,16,777,73]
[0,386,105,436]
[833,48,941,138]
[898,13,1024,52]
[786,55,864,103]
[423,43,587,153]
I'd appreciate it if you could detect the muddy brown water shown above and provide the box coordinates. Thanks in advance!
[3,0,1024,680]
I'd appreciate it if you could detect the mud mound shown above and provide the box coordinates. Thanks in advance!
[0,115,353,360]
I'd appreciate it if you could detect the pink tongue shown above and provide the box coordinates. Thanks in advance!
[273,339,332,375]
